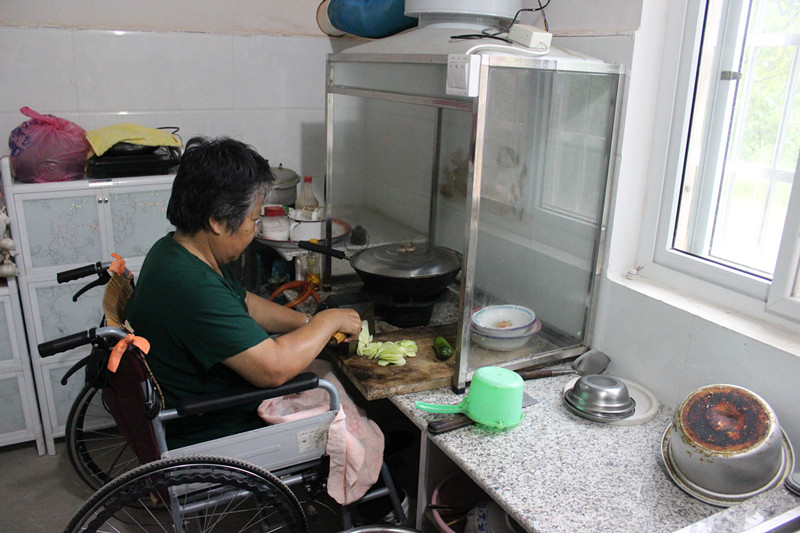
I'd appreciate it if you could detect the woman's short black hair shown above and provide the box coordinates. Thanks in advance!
[167,136,273,234]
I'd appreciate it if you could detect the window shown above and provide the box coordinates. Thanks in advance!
[654,0,800,321]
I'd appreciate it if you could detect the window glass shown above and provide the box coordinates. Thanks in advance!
[673,0,800,279]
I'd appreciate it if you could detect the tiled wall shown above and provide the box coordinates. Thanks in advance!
[0,26,348,182]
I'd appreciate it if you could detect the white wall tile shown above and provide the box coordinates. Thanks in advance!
[234,108,326,180]
[233,35,332,109]
[0,28,78,114]
[72,30,235,112]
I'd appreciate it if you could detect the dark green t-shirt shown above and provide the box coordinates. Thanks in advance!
[125,234,269,448]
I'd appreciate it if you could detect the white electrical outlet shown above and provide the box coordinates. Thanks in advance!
[508,24,552,51]
[446,54,481,97]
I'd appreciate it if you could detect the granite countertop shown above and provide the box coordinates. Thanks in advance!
[390,372,800,533]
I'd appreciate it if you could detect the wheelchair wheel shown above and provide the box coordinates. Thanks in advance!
[64,455,309,533]
[66,384,142,490]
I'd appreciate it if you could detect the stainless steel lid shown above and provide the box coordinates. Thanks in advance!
[351,241,462,279]
[270,163,301,189]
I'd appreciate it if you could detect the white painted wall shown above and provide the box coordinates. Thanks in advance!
[0,0,326,36]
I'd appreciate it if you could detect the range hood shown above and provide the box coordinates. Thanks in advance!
[330,0,603,64]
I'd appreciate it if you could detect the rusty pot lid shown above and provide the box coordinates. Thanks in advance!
[678,384,773,453]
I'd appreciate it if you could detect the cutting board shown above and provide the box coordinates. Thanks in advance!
[328,323,458,400]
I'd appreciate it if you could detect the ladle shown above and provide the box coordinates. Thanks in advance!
[517,349,610,380]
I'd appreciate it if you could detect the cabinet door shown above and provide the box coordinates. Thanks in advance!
[0,281,44,452]
[0,292,17,370]
[25,277,104,346]
[40,359,87,436]
[0,374,34,443]
[105,183,173,261]
[14,190,105,274]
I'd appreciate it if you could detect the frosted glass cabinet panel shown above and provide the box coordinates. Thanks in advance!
[27,279,105,344]
[11,180,173,275]
[0,279,44,452]
[0,375,28,434]
[326,50,623,390]
[16,192,104,271]
[109,187,173,259]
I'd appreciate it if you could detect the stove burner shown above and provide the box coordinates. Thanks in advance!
[363,289,446,327]
[318,288,446,327]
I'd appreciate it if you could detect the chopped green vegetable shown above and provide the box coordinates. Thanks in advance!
[433,336,454,360]
[356,320,417,366]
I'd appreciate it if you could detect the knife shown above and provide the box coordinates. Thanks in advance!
[427,392,539,434]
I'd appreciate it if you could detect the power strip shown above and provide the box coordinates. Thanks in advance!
[508,24,552,51]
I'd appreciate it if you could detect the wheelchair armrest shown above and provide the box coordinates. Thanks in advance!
[176,372,320,417]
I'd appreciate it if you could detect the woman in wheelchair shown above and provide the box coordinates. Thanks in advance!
[124,136,363,450]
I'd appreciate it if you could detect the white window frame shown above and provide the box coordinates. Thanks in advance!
[644,0,800,326]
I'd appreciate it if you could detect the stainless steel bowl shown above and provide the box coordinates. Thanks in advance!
[564,374,635,419]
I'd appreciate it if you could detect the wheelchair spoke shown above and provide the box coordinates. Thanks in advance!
[64,456,308,533]
[67,385,143,489]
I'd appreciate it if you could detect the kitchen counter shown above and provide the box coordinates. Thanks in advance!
[390,372,800,533]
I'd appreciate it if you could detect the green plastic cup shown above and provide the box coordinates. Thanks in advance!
[415,366,524,430]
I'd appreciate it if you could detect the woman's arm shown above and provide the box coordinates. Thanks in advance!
[244,290,308,333]
[223,299,362,388]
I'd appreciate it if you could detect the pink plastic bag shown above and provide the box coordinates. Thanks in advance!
[8,106,90,183]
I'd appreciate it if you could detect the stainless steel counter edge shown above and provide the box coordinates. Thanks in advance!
[389,374,800,533]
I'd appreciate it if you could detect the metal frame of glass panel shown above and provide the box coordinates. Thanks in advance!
[324,50,624,390]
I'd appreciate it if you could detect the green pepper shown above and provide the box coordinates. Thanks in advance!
[433,337,454,361]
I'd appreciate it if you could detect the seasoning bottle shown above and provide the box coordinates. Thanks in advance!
[260,205,290,241]
[296,175,320,212]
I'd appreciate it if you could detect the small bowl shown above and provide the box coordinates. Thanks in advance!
[471,305,536,339]
[470,319,542,352]
[564,375,635,418]
[665,384,788,499]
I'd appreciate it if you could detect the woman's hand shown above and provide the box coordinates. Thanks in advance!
[309,307,362,342]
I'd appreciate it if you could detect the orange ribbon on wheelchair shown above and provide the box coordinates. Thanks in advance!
[108,334,151,373]
[109,253,127,275]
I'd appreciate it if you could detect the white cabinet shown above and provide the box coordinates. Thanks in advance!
[9,177,173,276]
[0,278,44,453]
[1,156,174,454]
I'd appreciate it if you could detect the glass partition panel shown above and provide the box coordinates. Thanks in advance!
[459,67,620,379]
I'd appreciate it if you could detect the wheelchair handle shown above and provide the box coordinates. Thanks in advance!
[38,326,130,358]
[38,330,93,358]
[57,261,111,283]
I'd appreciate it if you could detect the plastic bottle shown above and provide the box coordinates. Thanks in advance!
[296,175,320,211]
[260,205,290,241]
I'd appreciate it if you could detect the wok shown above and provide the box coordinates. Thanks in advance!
[298,240,462,299]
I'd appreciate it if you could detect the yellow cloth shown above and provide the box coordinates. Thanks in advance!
[86,123,182,157]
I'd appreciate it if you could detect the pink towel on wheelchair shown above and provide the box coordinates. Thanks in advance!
[256,360,385,505]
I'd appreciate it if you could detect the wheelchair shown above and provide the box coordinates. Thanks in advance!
[40,265,408,532]
[47,260,144,490]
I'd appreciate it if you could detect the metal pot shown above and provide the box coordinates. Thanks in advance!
[663,384,792,504]
[298,240,462,299]
[267,163,300,206]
